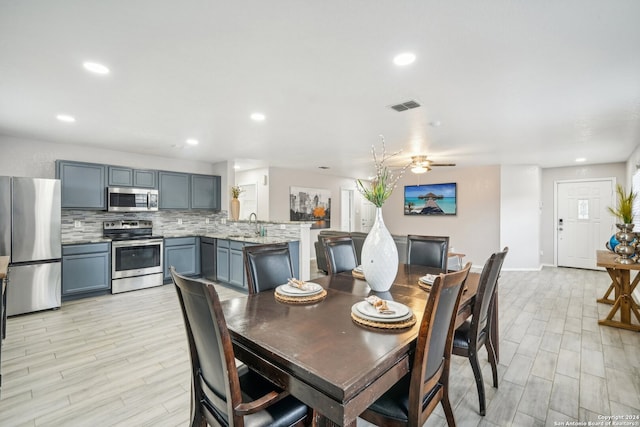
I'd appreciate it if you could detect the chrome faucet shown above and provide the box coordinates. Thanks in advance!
[249,212,258,234]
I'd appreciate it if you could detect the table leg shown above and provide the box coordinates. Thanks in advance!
[313,412,355,427]
[597,269,620,305]
[598,268,640,332]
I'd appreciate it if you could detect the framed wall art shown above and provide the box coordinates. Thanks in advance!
[404,182,457,215]
[290,186,331,228]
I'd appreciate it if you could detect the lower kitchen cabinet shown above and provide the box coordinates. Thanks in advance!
[229,241,247,288]
[164,237,201,282]
[215,239,300,291]
[62,242,111,300]
[216,239,251,290]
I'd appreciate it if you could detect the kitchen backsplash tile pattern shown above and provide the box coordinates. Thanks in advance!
[61,210,304,243]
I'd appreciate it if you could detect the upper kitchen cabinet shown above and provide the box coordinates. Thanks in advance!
[191,174,220,210]
[56,160,106,209]
[133,169,157,188]
[108,167,157,189]
[158,171,190,209]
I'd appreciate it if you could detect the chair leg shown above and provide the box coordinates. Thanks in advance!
[441,390,457,427]
[486,340,499,388]
[468,351,487,416]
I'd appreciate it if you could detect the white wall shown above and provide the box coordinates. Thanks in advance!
[540,163,625,265]
[382,165,502,268]
[500,165,541,270]
[0,134,218,178]
[235,167,270,220]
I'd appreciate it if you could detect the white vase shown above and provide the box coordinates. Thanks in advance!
[361,207,399,292]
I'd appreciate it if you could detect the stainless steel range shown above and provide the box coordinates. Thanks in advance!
[104,220,163,294]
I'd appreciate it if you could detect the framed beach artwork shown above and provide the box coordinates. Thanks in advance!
[289,186,331,229]
[404,183,457,215]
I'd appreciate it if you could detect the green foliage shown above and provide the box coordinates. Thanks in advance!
[356,136,408,207]
[231,185,243,199]
[608,184,636,224]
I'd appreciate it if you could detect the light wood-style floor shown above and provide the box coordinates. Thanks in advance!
[1,266,639,426]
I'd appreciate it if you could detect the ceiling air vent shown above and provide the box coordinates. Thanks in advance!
[389,100,421,112]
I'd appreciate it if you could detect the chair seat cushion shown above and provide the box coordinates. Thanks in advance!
[365,374,442,422]
[240,369,309,427]
[453,319,471,351]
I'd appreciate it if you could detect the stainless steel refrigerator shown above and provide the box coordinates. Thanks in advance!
[0,177,61,316]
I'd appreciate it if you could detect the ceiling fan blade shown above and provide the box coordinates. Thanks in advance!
[431,163,456,167]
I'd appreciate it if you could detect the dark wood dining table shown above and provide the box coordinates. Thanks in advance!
[220,264,490,426]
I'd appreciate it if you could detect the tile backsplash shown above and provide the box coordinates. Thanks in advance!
[61,210,303,243]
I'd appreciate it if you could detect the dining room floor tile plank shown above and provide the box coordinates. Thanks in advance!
[579,372,610,414]
[517,375,553,419]
[549,372,580,419]
[556,348,581,379]
[580,347,606,378]
[604,366,640,410]
[531,349,558,381]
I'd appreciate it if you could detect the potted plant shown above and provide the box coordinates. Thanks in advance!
[608,184,635,225]
[608,184,636,264]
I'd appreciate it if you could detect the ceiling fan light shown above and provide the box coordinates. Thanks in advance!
[411,165,428,174]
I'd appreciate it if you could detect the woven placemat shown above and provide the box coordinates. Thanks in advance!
[275,289,327,304]
[352,269,365,280]
[351,312,417,330]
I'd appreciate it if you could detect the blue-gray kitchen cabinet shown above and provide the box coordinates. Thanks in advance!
[191,174,221,210]
[62,243,111,300]
[229,240,247,288]
[216,239,230,283]
[56,161,106,209]
[108,166,157,188]
[164,237,201,281]
[158,171,190,209]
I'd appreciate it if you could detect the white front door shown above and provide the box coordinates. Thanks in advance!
[557,179,615,269]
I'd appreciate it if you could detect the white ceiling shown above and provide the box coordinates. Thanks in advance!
[1,1,639,178]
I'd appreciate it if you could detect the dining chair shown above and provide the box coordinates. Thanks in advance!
[452,247,508,416]
[407,235,450,271]
[322,235,358,275]
[359,263,472,427]
[243,243,295,294]
[170,267,310,427]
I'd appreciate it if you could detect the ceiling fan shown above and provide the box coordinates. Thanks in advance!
[408,155,456,174]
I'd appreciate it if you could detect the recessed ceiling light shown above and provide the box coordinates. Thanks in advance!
[186,138,199,146]
[56,114,75,123]
[393,52,416,66]
[83,61,110,75]
[251,113,266,121]
[575,158,586,162]
[429,120,442,127]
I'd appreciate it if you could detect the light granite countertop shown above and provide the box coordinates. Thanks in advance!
[201,233,298,244]
[63,233,298,246]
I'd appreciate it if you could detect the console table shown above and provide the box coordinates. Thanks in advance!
[596,250,640,332]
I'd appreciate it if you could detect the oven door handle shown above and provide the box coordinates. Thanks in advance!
[112,239,164,248]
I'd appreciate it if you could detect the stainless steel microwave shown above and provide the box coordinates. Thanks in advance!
[107,187,159,212]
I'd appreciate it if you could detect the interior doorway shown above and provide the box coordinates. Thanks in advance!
[556,178,615,269]
[340,189,355,232]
